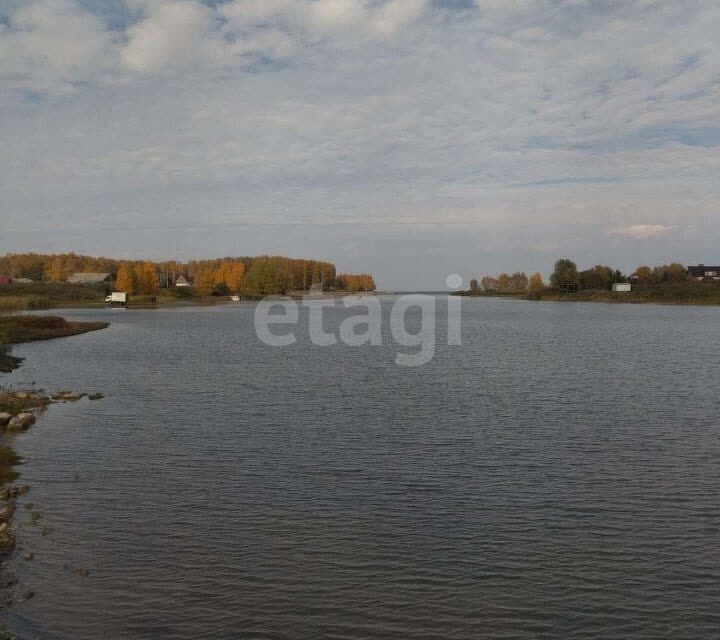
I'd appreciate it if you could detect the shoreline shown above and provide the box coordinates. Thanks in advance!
[0,316,109,618]
[454,288,720,307]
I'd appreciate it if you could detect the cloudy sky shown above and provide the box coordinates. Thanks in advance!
[1,0,718,288]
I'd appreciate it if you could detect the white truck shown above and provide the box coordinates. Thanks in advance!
[105,291,128,305]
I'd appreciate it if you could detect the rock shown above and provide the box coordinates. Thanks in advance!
[61,392,83,401]
[20,588,34,600]
[0,412,12,426]
[88,393,104,401]
[23,553,34,561]
[14,392,28,400]
[6,413,35,431]
[72,568,89,577]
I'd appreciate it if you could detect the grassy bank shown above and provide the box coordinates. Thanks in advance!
[454,290,526,298]
[530,282,720,305]
[0,283,109,311]
[0,282,257,310]
[455,282,720,306]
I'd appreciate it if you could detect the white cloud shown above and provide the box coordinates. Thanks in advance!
[1,0,719,286]
[121,0,225,73]
[609,225,675,240]
[0,0,115,91]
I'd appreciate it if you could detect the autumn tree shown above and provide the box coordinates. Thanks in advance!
[224,262,246,292]
[496,273,510,290]
[481,276,498,291]
[116,262,136,293]
[633,265,653,283]
[138,262,159,294]
[528,272,545,293]
[653,263,687,283]
[44,257,66,282]
[335,273,376,292]
[193,268,216,296]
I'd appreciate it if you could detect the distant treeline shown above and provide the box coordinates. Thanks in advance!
[547,259,689,290]
[471,260,695,295]
[0,253,376,296]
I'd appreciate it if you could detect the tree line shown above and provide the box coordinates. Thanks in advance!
[470,259,693,295]
[0,253,376,296]
[334,274,376,292]
[549,259,689,290]
[470,272,545,293]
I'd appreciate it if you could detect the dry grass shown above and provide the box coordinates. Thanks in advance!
[0,296,51,312]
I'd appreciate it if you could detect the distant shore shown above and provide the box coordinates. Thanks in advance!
[455,284,720,306]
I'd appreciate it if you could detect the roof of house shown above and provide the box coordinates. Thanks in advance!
[175,275,192,285]
[66,272,112,284]
[688,265,720,276]
[13,278,35,283]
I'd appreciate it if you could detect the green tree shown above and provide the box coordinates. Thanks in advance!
[246,257,281,295]
[550,259,579,288]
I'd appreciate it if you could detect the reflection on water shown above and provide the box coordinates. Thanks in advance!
[3,298,720,639]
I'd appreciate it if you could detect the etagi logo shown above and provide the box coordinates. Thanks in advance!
[254,275,463,367]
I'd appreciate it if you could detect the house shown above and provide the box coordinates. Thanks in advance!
[612,283,632,292]
[13,277,35,284]
[688,265,720,281]
[0,275,11,286]
[67,272,113,285]
[175,275,192,287]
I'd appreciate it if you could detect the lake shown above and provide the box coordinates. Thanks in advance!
[3,296,720,639]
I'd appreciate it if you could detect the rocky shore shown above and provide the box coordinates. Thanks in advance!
[0,315,108,636]
[0,387,103,621]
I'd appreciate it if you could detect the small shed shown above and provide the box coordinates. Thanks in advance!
[0,275,11,286]
[612,283,632,292]
[175,275,192,287]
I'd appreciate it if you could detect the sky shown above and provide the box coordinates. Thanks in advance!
[1,0,719,289]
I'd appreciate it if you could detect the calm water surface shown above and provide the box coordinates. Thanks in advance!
[2,297,720,639]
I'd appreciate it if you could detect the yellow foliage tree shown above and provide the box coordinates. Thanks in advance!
[528,272,545,293]
[194,268,215,296]
[44,257,65,282]
[138,262,159,294]
[225,262,246,292]
[116,262,136,293]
